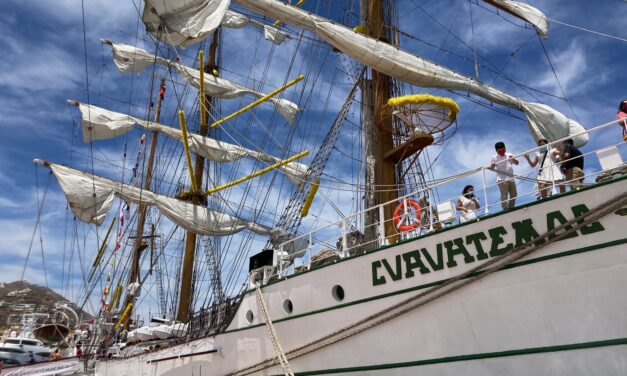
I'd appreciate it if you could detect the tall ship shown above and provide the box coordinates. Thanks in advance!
[19,0,627,375]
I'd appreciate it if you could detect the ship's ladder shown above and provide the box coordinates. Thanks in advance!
[230,191,627,376]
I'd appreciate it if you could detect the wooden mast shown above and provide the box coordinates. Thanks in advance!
[118,77,165,329]
[362,0,399,243]
[128,77,166,286]
[176,30,220,323]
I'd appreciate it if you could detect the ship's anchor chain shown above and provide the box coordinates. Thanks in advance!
[230,192,627,376]
[255,282,295,376]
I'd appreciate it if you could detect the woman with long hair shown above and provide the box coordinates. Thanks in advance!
[456,185,480,223]
[523,139,565,198]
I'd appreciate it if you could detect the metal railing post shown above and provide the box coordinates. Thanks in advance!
[340,219,348,258]
[307,233,312,270]
[482,167,490,215]
[278,245,284,277]
[428,189,434,232]
[378,204,386,246]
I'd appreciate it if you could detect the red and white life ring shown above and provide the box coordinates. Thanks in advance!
[393,199,421,232]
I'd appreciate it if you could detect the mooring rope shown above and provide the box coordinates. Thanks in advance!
[255,283,294,376]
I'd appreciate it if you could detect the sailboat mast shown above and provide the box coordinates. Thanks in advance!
[176,30,220,323]
[361,0,399,242]
[128,77,166,285]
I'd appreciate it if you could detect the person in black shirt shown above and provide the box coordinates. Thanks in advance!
[560,139,584,190]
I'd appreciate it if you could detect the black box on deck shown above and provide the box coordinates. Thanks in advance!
[249,249,274,272]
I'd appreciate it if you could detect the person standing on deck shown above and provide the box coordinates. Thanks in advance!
[457,185,480,222]
[523,138,565,199]
[617,99,627,141]
[490,142,519,209]
[560,139,585,190]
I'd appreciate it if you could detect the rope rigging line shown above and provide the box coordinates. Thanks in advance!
[548,17,627,43]
[207,20,340,301]
[230,189,627,376]
[536,36,582,124]
[268,68,364,247]
[21,169,52,284]
[469,0,627,43]
[36,168,49,288]
[468,0,480,80]
[406,0,546,103]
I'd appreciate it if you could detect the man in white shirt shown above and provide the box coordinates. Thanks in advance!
[490,141,519,209]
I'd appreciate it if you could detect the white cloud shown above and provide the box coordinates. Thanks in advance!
[525,40,591,97]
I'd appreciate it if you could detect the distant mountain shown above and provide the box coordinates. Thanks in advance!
[0,281,93,333]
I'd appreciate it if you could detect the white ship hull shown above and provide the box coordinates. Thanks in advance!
[96,177,627,375]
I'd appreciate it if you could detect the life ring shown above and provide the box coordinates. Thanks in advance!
[393,199,421,232]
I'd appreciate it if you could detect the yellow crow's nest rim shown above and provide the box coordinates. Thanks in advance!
[387,94,460,122]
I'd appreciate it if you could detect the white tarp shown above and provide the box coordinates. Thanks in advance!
[70,101,307,185]
[35,160,272,236]
[483,0,549,39]
[223,10,287,45]
[0,358,79,376]
[104,41,299,124]
[142,0,231,47]
[234,0,587,146]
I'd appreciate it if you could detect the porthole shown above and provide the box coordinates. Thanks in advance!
[283,299,293,314]
[332,285,345,301]
[245,310,254,324]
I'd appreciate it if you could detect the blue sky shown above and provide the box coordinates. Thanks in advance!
[0,0,625,315]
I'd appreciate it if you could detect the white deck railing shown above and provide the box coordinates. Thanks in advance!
[254,118,626,284]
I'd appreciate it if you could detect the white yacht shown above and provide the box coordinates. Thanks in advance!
[1,337,52,363]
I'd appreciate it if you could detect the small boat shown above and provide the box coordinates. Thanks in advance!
[1,337,52,362]
[0,346,29,366]
[32,324,70,345]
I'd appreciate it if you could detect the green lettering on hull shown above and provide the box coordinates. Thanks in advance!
[512,219,544,247]
[403,250,430,277]
[371,204,608,286]
[488,226,513,257]
[445,238,475,268]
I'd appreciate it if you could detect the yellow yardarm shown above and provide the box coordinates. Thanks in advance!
[387,94,460,122]
[352,25,370,35]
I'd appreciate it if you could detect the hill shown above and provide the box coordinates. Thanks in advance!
[0,281,94,335]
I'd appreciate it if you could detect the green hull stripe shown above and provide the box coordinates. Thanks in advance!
[287,337,627,375]
[225,237,627,334]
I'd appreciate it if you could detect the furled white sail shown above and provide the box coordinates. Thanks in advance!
[483,0,548,39]
[223,10,286,45]
[106,41,169,73]
[69,101,307,185]
[35,160,271,236]
[142,0,231,47]
[104,41,299,124]
[234,0,587,146]
[175,64,298,124]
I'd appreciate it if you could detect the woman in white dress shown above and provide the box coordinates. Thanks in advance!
[523,139,564,199]
[456,185,480,223]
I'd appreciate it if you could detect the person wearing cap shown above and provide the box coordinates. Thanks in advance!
[490,141,519,209]
[617,99,627,141]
